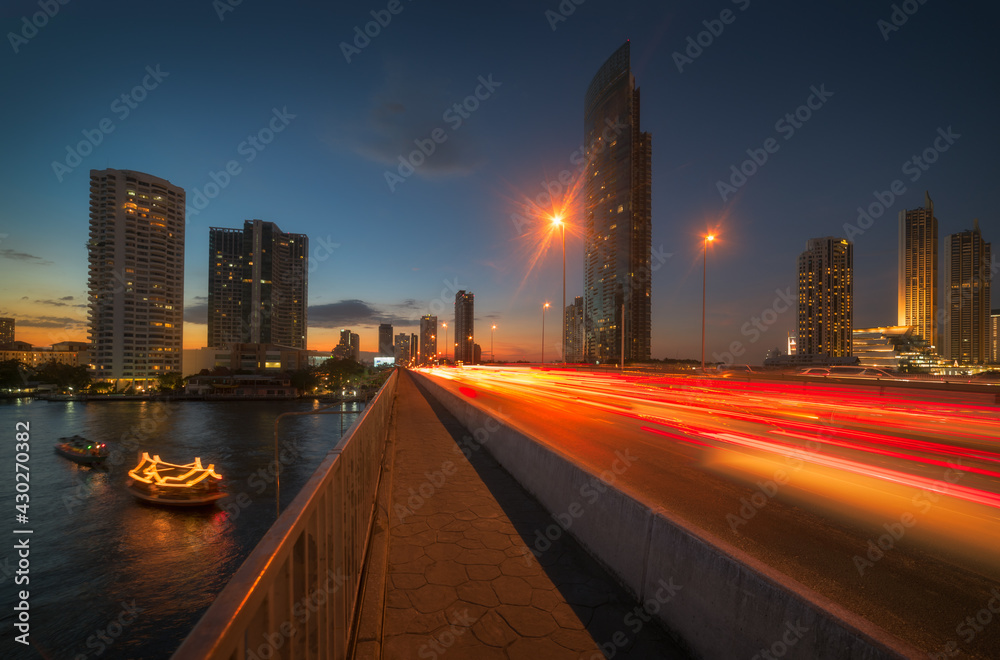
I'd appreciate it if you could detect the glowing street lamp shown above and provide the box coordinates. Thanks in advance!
[541,302,550,364]
[442,322,448,363]
[491,324,496,363]
[552,215,566,363]
[702,234,716,372]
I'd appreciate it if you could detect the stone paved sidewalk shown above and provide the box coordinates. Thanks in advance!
[373,370,685,659]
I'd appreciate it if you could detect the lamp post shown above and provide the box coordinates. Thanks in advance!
[541,302,550,364]
[701,234,715,372]
[491,324,496,363]
[552,215,566,363]
[442,322,448,363]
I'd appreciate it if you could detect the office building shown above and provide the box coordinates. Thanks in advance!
[564,297,585,363]
[898,191,938,351]
[583,41,652,363]
[454,290,474,363]
[208,220,307,349]
[0,317,13,346]
[797,237,853,358]
[88,168,184,384]
[942,221,991,363]
[378,323,393,356]
[419,315,437,364]
[410,333,418,364]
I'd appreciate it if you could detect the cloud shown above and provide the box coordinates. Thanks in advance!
[309,299,419,329]
[16,315,87,329]
[185,302,207,325]
[34,297,86,308]
[0,249,52,265]
[348,63,486,178]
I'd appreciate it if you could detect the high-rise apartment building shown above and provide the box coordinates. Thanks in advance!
[991,309,999,364]
[563,297,585,363]
[583,41,652,363]
[454,290,475,363]
[797,237,853,358]
[0,317,13,345]
[208,220,308,349]
[943,221,991,363]
[898,191,938,351]
[419,315,437,364]
[378,323,393,356]
[88,169,185,383]
[333,329,353,359]
[394,333,410,365]
[349,332,360,361]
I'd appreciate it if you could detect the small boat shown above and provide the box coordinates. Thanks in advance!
[126,452,227,507]
[54,435,108,466]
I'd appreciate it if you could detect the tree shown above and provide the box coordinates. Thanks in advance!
[33,360,90,391]
[156,372,186,392]
[289,368,320,393]
[0,359,29,389]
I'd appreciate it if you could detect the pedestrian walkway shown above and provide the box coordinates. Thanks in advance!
[357,370,685,659]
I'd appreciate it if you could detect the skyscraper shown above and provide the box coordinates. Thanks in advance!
[208,220,308,349]
[419,315,437,364]
[333,329,353,359]
[0,317,13,346]
[454,290,474,363]
[563,297,585,363]
[942,221,991,363]
[583,41,652,363]
[991,309,999,364]
[797,237,853,358]
[378,323,393,356]
[898,191,938,351]
[394,333,410,365]
[350,332,360,361]
[88,169,184,384]
[207,227,244,348]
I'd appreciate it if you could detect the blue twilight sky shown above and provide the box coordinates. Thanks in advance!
[0,0,997,362]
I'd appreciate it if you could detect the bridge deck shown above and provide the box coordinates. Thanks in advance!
[356,369,684,659]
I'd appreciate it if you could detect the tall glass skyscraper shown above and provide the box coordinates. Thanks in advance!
[454,290,475,363]
[583,41,652,363]
[208,220,308,349]
[88,169,185,384]
[419,315,437,364]
[898,191,938,351]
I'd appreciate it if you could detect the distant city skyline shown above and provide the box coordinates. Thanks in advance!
[1,2,997,363]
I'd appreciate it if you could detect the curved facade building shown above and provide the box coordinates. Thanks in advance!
[583,41,652,363]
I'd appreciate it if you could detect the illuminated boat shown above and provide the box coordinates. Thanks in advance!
[54,435,108,466]
[126,452,227,506]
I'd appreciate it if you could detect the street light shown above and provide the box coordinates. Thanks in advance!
[552,215,566,363]
[442,323,448,363]
[702,234,715,372]
[541,302,550,364]
[491,324,496,363]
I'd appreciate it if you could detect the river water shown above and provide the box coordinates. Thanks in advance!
[0,397,363,660]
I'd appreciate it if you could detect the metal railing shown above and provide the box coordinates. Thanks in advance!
[172,369,398,660]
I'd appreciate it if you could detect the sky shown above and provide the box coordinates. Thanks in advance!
[0,0,997,364]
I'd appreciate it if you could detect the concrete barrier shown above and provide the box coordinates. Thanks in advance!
[412,371,920,660]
